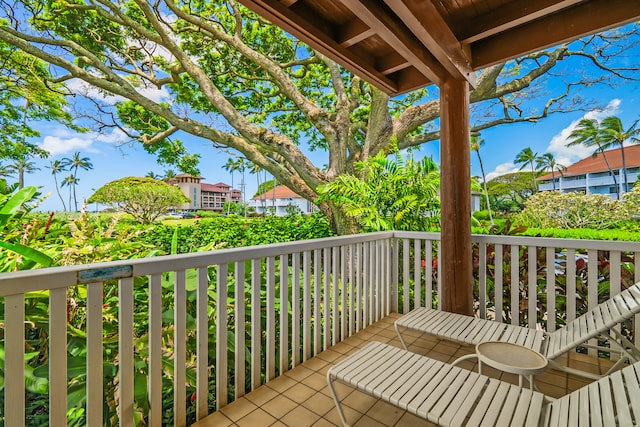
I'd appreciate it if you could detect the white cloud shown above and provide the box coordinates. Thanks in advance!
[66,78,171,105]
[39,128,127,156]
[40,135,96,156]
[545,99,622,166]
[485,161,519,181]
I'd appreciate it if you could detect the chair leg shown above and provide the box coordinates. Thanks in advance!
[327,372,351,427]
[395,323,409,350]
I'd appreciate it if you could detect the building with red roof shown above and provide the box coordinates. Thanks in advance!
[537,145,640,199]
[249,185,317,216]
[171,174,241,211]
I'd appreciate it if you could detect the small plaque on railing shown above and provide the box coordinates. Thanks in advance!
[78,265,133,283]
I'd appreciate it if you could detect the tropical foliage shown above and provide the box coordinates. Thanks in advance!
[0,2,637,233]
[317,152,441,232]
[88,177,189,224]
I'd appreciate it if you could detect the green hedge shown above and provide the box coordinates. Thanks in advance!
[141,213,334,253]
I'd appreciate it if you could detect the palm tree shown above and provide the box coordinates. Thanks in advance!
[7,157,40,189]
[61,152,93,211]
[248,163,266,212]
[470,134,493,224]
[536,153,567,190]
[567,118,619,198]
[236,158,247,217]
[146,171,161,180]
[514,147,539,193]
[223,158,238,214]
[47,160,67,211]
[61,174,78,210]
[598,116,640,194]
[163,169,177,181]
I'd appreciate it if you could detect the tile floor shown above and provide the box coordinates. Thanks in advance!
[192,313,614,427]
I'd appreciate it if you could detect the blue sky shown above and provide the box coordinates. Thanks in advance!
[21,41,640,213]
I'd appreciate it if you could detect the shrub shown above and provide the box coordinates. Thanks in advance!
[515,191,628,230]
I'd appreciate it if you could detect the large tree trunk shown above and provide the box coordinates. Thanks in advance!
[322,201,361,235]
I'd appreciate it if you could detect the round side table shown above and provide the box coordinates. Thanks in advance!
[475,341,548,390]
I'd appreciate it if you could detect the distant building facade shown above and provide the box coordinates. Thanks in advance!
[170,174,241,211]
[249,185,317,216]
[537,145,640,199]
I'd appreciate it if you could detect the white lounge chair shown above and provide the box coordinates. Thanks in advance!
[395,283,640,379]
[327,341,640,427]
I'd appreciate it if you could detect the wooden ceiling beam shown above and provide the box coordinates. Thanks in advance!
[336,0,448,85]
[384,0,476,87]
[237,0,400,94]
[458,0,584,44]
[337,20,375,48]
[471,0,640,69]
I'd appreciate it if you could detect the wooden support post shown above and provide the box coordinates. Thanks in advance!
[440,78,473,315]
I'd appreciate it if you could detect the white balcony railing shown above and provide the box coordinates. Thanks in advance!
[1,232,639,426]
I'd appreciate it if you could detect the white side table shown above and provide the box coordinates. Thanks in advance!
[475,341,548,390]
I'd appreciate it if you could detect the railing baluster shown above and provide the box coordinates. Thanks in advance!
[341,245,347,340]
[588,248,598,356]
[566,249,577,324]
[332,246,339,345]
[49,287,67,426]
[363,243,369,328]
[437,241,442,310]
[425,240,433,308]
[292,253,301,366]
[5,294,25,427]
[610,250,622,361]
[635,251,640,349]
[385,239,392,315]
[546,247,556,332]
[349,244,355,336]
[174,271,187,426]
[510,245,519,326]
[323,247,330,350]
[217,264,229,406]
[479,242,487,319]
[403,238,410,314]
[494,244,503,323]
[414,239,421,309]
[197,267,209,419]
[281,254,290,370]
[148,273,162,425]
[251,259,261,389]
[266,257,276,380]
[356,243,362,332]
[86,282,103,427]
[313,250,321,355]
[234,261,246,399]
[302,251,311,362]
[528,246,537,328]
[119,277,134,427]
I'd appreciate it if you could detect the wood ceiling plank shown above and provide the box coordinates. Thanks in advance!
[238,0,400,94]
[471,0,640,68]
[457,0,585,43]
[384,0,476,87]
[337,0,449,85]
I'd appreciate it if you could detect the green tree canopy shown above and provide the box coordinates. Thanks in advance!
[486,171,538,212]
[317,152,442,231]
[88,177,189,224]
[0,3,637,233]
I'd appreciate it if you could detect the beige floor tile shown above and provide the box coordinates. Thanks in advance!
[315,349,342,363]
[261,395,299,419]
[235,408,277,427]
[190,410,235,427]
[219,397,258,422]
[270,422,288,427]
[284,382,317,404]
[245,385,280,406]
[311,418,340,427]
[341,390,378,413]
[353,414,387,427]
[323,402,364,426]
[280,405,321,427]
[266,374,297,393]
[302,391,336,416]
[364,400,405,426]
[304,372,330,391]
[394,411,437,427]
[302,357,329,372]
[284,365,315,382]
